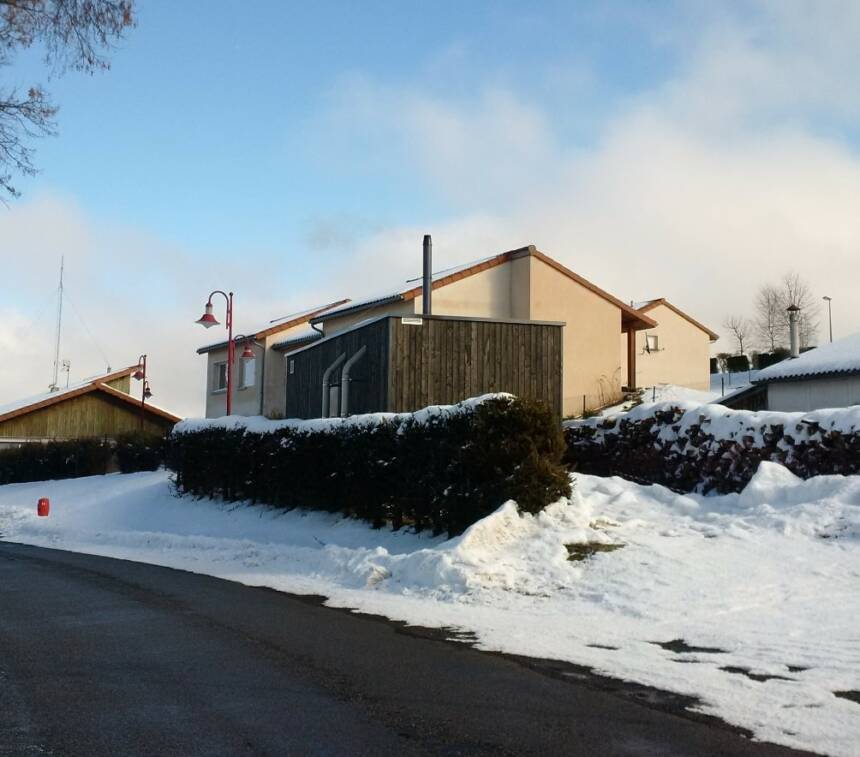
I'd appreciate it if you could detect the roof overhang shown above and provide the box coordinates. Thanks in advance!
[633,298,718,340]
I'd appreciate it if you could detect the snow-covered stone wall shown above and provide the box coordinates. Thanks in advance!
[564,401,860,493]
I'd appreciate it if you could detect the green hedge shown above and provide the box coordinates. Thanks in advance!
[0,434,167,485]
[167,396,571,536]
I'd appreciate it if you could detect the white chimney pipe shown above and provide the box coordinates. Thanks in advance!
[787,304,801,358]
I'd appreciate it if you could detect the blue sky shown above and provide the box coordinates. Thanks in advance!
[3,1,860,414]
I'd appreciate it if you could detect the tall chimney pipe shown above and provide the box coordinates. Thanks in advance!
[422,234,432,316]
[787,304,801,358]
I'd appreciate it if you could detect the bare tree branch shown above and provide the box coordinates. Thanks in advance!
[0,0,134,198]
[723,315,752,355]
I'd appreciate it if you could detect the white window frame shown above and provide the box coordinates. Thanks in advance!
[646,334,659,353]
[212,361,228,393]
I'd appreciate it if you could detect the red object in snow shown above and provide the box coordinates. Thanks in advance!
[37,497,50,517]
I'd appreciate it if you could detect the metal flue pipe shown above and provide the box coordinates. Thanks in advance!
[422,234,432,316]
[787,304,801,358]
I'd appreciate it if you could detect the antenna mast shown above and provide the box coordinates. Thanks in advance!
[50,257,64,392]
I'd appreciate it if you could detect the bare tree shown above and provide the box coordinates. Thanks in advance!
[753,283,783,351]
[723,315,752,355]
[0,1,134,199]
[778,272,819,349]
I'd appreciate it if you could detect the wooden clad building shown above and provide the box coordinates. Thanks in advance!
[0,367,181,446]
[285,314,564,419]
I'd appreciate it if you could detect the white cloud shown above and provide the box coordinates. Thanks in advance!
[305,1,860,348]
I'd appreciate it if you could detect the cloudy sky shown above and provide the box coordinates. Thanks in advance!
[2,0,859,416]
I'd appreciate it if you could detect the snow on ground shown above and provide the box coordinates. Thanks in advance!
[1,467,858,755]
[597,383,720,416]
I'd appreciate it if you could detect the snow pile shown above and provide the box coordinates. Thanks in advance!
[1,466,858,755]
[174,393,512,435]
[756,331,860,382]
[598,384,719,416]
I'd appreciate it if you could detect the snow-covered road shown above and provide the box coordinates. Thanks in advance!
[1,465,857,756]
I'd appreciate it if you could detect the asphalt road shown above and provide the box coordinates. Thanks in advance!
[0,542,810,757]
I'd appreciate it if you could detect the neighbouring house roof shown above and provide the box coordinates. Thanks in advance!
[754,332,860,384]
[310,246,656,331]
[271,326,323,352]
[196,299,350,355]
[0,367,182,426]
[633,298,720,342]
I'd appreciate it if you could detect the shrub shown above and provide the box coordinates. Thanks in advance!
[0,439,113,485]
[565,403,860,494]
[114,433,166,473]
[725,354,750,373]
[167,396,571,536]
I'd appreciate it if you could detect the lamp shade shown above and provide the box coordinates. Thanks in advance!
[132,369,144,381]
[196,302,219,328]
[240,342,255,360]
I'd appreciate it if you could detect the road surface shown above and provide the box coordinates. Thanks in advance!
[0,542,809,756]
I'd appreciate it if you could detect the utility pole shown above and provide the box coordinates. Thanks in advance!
[50,257,65,392]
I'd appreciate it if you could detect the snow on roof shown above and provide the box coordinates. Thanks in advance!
[755,331,860,383]
[632,299,659,310]
[0,377,96,418]
[311,254,502,322]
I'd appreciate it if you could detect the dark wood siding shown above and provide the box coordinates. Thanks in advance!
[286,315,563,420]
[285,318,389,419]
[388,316,563,418]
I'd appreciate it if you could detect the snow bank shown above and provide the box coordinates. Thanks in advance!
[756,331,860,382]
[1,467,858,755]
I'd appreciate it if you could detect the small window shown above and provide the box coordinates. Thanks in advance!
[213,361,227,392]
[241,358,256,388]
[646,334,659,352]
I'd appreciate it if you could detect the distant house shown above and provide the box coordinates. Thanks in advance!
[748,332,860,411]
[196,301,348,418]
[0,367,181,447]
[622,298,719,391]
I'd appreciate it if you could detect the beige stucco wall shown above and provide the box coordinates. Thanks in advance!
[527,256,622,415]
[620,303,711,391]
[202,321,320,418]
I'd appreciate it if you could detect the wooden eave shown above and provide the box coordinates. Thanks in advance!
[0,377,181,426]
[636,298,719,341]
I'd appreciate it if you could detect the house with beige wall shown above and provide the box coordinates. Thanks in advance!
[620,298,718,392]
[306,246,655,417]
[197,301,347,418]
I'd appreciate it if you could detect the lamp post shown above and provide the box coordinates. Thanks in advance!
[132,354,148,429]
[823,296,833,343]
[196,291,235,415]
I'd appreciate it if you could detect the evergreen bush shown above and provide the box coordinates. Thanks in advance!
[167,396,570,536]
[0,439,113,485]
[114,433,167,473]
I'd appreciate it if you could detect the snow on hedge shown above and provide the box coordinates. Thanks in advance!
[2,466,859,755]
[173,393,512,435]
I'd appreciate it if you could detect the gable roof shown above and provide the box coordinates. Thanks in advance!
[633,298,719,342]
[754,331,860,384]
[311,245,656,330]
[197,299,349,354]
[0,366,181,426]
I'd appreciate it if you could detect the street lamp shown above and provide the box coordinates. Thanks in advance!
[196,291,235,415]
[132,354,149,429]
[823,296,833,343]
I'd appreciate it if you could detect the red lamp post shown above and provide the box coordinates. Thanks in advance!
[132,354,149,429]
[196,291,235,415]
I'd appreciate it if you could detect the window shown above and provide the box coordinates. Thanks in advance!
[212,361,227,392]
[241,357,256,389]
[646,334,659,352]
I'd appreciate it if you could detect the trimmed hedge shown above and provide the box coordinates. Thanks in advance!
[167,396,571,536]
[0,434,168,485]
[0,439,113,485]
[565,403,860,494]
